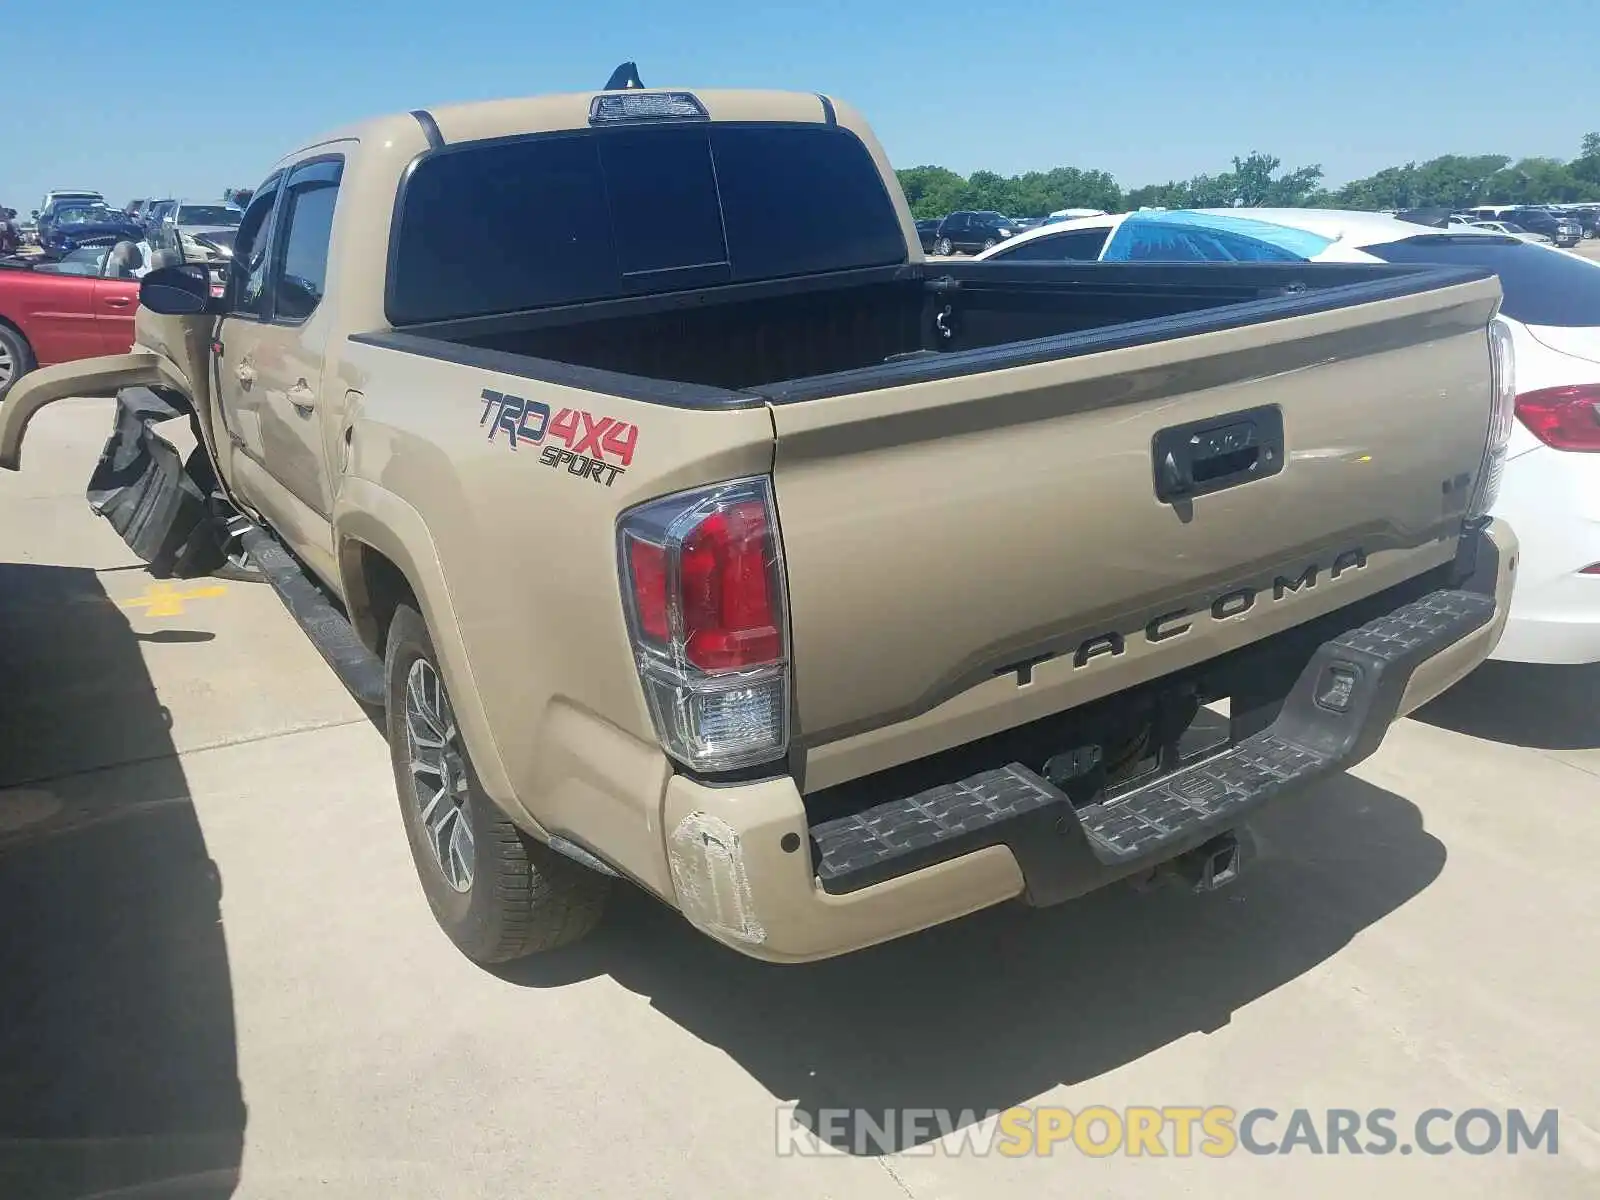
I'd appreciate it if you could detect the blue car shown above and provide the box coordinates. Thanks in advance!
[36,199,144,258]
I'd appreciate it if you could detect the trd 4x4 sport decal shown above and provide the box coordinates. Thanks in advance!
[478,388,639,487]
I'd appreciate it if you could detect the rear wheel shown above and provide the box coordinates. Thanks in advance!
[934,237,953,257]
[383,604,610,963]
[0,323,35,401]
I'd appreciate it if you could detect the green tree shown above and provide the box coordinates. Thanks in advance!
[895,165,1123,219]
[1335,163,1419,210]
[898,139,1600,222]
[1124,180,1190,210]
[1484,157,1583,204]
[1571,134,1600,190]
[896,166,968,220]
[1412,155,1511,207]
[1231,153,1280,206]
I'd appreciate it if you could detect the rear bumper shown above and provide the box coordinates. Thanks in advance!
[661,520,1516,962]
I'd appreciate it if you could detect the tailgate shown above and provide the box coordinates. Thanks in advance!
[770,276,1500,773]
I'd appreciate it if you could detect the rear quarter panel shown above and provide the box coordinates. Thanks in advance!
[334,342,775,891]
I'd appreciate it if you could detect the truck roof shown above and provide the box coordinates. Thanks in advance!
[291,88,840,163]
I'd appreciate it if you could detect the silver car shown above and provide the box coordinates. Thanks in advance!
[154,200,244,262]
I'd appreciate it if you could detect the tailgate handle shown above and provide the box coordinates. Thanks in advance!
[1153,405,1284,503]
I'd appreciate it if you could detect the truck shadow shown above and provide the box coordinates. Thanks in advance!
[1413,660,1600,750]
[0,562,244,1198]
[503,773,1442,1153]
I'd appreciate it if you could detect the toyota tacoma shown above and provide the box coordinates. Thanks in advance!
[0,74,1519,963]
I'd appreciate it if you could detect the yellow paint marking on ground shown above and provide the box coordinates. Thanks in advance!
[118,580,229,617]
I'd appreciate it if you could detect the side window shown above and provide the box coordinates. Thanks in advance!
[1120,225,1300,263]
[993,228,1110,261]
[229,183,281,319]
[272,182,339,323]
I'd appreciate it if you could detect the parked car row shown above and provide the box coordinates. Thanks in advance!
[1458,205,1595,246]
[6,190,244,264]
[918,205,1595,258]
[0,189,242,399]
[124,199,244,259]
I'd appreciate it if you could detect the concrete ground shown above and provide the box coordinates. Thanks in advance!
[1,398,1598,1200]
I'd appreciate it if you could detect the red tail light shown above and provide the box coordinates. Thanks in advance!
[1514,384,1600,452]
[619,478,789,771]
[678,502,781,670]
[625,498,781,671]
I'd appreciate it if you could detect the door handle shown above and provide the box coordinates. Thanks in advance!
[235,362,255,388]
[103,297,132,309]
[287,380,316,413]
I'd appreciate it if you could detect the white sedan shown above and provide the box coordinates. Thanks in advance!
[978,209,1600,665]
[1470,219,1553,245]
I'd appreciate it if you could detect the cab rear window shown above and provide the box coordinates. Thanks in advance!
[388,122,906,325]
[1363,236,1600,328]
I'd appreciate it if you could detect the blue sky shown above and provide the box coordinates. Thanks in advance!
[5,0,1597,213]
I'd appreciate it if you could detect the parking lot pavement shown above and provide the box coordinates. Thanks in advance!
[2,399,1599,1199]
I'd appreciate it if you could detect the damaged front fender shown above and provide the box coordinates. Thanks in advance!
[0,350,183,471]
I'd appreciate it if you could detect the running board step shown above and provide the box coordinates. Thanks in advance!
[237,524,386,708]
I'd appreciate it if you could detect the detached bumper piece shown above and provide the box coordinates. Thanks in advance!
[810,587,1495,905]
[86,386,234,579]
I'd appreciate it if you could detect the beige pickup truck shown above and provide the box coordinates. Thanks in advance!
[0,79,1519,965]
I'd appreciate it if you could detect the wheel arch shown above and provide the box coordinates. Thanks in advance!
[0,310,33,349]
[0,312,35,381]
[334,480,537,833]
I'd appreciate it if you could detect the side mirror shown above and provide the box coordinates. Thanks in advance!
[140,265,216,316]
[30,210,39,220]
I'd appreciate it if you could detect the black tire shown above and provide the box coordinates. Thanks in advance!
[383,604,610,963]
[981,238,998,251]
[0,322,35,402]
[934,237,953,257]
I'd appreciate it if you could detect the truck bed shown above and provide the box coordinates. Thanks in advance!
[351,258,1490,403]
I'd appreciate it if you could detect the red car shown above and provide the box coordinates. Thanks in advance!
[0,247,141,397]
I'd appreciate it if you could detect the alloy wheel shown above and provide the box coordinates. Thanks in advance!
[404,658,475,892]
